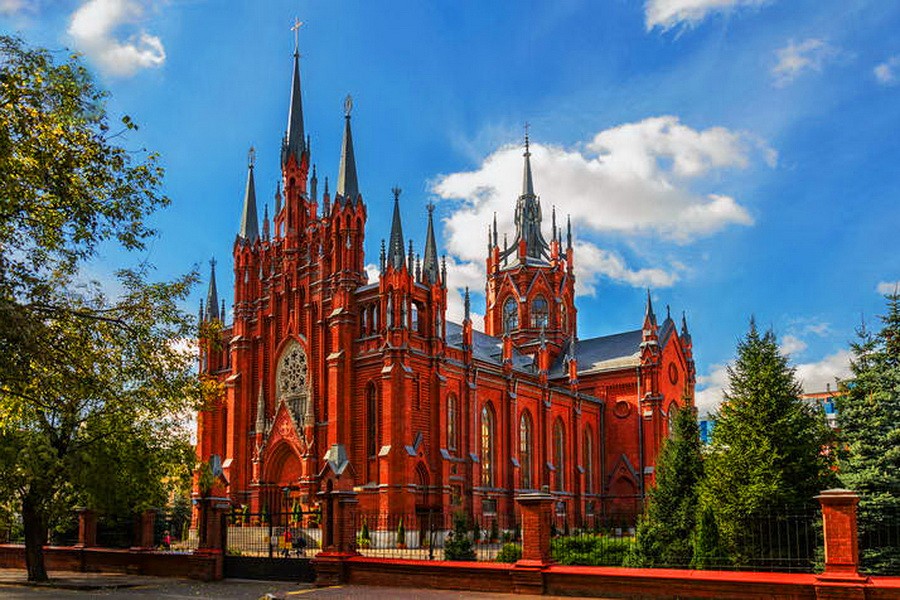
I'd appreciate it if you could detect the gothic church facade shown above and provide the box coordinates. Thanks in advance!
[195,44,696,524]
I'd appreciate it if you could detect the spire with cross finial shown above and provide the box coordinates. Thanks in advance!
[499,124,549,263]
[422,202,440,285]
[336,94,359,202]
[281,18,306,167]
[238,146,259,243]
[388,187,406,271]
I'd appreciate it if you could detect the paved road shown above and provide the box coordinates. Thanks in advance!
[0,573,597,599]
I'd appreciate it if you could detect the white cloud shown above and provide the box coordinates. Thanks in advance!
[364,262,380,285]
[794,350,852,393]
[877,281,900,295]
[645,0,771,31]
[0,0,28,15]
[778,334,807,356]
[695,349,852,417]
[574,241,678,296]
[68,0,165,77]
[433,117,768,294]
[772,38,838,87]
[875,57,900,86]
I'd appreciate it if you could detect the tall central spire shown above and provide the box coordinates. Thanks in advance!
[205,258,219,321]
[336,95,359,202]
[499,128,550,263]
[281,21,305,167]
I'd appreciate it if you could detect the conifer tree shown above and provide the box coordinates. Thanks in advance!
[625,403,703,568]
[836,293,900,571]
[699,319,835,566]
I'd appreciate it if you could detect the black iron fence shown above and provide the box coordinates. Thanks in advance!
[859,504,900,576]
[224,510,320,558]
[352,511,523,562]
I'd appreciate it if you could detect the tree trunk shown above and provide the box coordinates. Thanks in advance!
[22,492,48,582]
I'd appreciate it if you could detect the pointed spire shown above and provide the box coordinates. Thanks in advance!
[274,181,282,214]
[198,299,204,325]
[566,214,572,249]
[681,311,692,343]
[388,186,406,270]
[336,95,359,202]
[262,203,270,240]
[415,253,421,282]
[551,205,557,242]
[255,382,266,433]
[422,203,440,285]
[238,147,259,243]
[220,299,226,322]
[205,258,219,321]
[464,286,471,322]
[380,239,386,274]
[441,255,447,288]
[281,23,305,167]
[407,239,414,273]
[522,125,535,198]
[644,289,657,327]
[492,212,498,247]
[310,164,318,203]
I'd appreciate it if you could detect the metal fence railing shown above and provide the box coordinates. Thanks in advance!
[224,510,320,558]
[860,504,900,576]
[353,511,523,563]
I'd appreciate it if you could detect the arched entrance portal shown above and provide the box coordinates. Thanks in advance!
[262,443,302,514]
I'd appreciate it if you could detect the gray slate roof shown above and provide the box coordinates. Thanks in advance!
[548,329,643,379]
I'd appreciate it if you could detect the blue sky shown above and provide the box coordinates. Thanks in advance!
[3,0,899,414]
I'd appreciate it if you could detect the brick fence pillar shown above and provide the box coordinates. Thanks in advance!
[193,497,229,581]
[75,508,97,548]
[131,509,156,551]
[815,489,868,600]
[513,492,554,595]
[314,487,360,586]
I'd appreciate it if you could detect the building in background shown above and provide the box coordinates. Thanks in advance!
[195,40,696,525]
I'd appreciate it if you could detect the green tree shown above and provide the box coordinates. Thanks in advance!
[444,511,476,561]
[836,293,900,571]
[0,36,198,581]
[699,319,835,567]
[626,403,703,568]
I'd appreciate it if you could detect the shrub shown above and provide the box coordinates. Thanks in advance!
[444,511,476,561]
[495,543,522,563]
[551,534,634,567]
[357,518,371,548]
[396,517,406,547]
[489,518,499,543]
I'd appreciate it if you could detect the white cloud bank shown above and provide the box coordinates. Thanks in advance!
[695,349,852,417]
[645,0,771,31]
[772,39,838,87]
[877,281,900,295]
[0,0,28,15]
[432,116,770,307]
[875,57,900,86]
[68,0,165,77]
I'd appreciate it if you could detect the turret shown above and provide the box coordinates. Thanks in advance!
[281,45,305,168]
[422,203,440,285]
[205,258,220,322]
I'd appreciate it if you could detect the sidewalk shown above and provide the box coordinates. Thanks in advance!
[0,568,166,590]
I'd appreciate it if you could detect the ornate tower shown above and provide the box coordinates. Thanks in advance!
[484,134,576,359]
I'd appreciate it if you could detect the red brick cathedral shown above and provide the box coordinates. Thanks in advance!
[196,44,696,524]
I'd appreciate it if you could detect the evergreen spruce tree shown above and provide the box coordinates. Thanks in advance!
[625,403,703,568]
[836,293,900,572]
[699,319,835,567]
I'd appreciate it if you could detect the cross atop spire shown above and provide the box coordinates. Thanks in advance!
[281,21,306,167]
[238,148,259,243]
[499,128,548,263]
[388,186,406,271]
[336,94,359,202]
[422,202,440,285]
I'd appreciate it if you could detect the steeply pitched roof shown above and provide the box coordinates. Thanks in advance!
[549,329,643,378]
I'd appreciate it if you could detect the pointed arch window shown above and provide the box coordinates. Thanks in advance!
[531,296,548,328]
[447,394,458,453]
[367,383,378,458]
[503,297,518,332]
[519,411,533,490]
[553,419,565,492]
[583,426,594,494]
[481,405,495,488]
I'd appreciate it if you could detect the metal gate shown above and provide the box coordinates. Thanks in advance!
[223,508,319,581]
